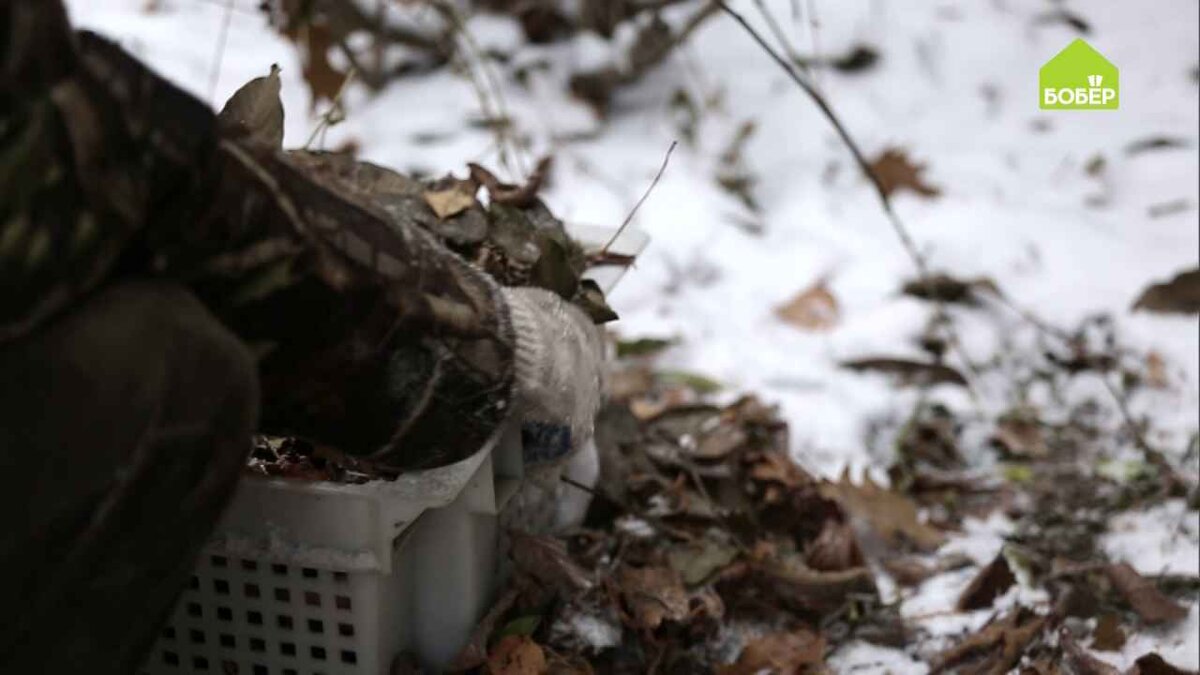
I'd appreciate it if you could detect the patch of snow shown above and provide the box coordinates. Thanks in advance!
[1104,499,1200,576]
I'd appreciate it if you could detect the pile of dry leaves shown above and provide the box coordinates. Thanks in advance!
[428,325,1198,674]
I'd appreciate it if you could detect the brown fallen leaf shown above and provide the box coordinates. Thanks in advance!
[930,607,1046,674]
[991,412,1049,459]
[469,157,554,208]
[667,537,740,586]
[1144,351,1170,389]
[884,556,938,587]
[1104,563,1188,624]
[742,557,878,615]
[884,553,974,587]
[487,635,548,675]
[718,628,826,675]
[1125,136,1191,156]
[868,148,942,198]
[1060,627,1121,675]
[840,357,968,387]
[957,553,1016,611]
[1132,268,1200,314]
[821,474,946,552]
[510,531,594,595]
[902,273,1000,305]
[805,518,865,572]
[423,187,477,220]
[749,452,816,490]
[291,20,350,107]
[1034,9,1092,34]
[616,565,690,630]
[218,64,284,148]
[692,423,748,461]
[775,278,840,331]
[1127,653,1200,675]
[1090,613,1126,652]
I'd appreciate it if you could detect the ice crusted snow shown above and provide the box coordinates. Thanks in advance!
[68,0,1199,669]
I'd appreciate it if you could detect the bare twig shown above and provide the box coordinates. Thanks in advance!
[602,140,678,254]
[751,0,813,80]
[304,67,357,149]
[207,0,237,104]
[985,289,1190,489]
[1100,371,1185,489]
[432,0,529,180]
[804,0,824,91]
[716,1,981,387]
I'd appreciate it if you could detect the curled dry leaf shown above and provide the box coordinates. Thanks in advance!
[1104,563,1188,624]
[804,518,865,572]
[1089,613,1126,652]
[749,452,815,490]
[820,474,945,552]
[616,565,690,630]
[469,157,554,208]
[718,628,826,675]
[667,536,740,586]
[510,531,594,595]
[840,357,968,388]
[487,635,548,675]
[883,552,973,587]
[1060,627,1122,675]
[1144,351,1170,389]
[1127,653,1200,675]
[956,553,1016,611]
[291,20,350,107]
[737,557,877,615]
[930,607,1046,675]
[775,278,840,331]
[902,273,1000,305]
[692,423,748,461]
[992,413,1048,459]
[1132,268,1200,314]
[218,64,285,148]
[423,187,477,220]
[868,148,942,198]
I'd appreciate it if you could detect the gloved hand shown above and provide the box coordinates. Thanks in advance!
[500,287,606,533]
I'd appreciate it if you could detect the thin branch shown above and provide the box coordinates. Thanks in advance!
[1098,374,1182,488]
[750,0,814,81]
[985,288,1191,490]
[304,66,357,149]
[207,0,237,105]
[716,1,981,387]
[804,0,824,91]
[602,140,677,253]
[432,0,529,180]
[716,2,919,268]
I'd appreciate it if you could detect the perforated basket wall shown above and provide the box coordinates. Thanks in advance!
[142,427,523,675]
[145,553,379,675]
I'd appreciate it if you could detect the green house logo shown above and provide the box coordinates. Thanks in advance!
[1039,39,1119,110]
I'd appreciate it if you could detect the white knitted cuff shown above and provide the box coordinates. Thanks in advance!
[501,287,605,466]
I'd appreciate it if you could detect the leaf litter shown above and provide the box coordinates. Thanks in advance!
[443,314,1198,674]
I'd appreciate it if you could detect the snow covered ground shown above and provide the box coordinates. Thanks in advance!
[67,0,1199,670]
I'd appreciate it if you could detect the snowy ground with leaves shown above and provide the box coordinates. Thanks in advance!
[69,0,1199,670]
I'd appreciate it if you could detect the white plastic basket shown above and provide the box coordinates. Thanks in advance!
[142,424,523,675]
[142,223,647,675]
